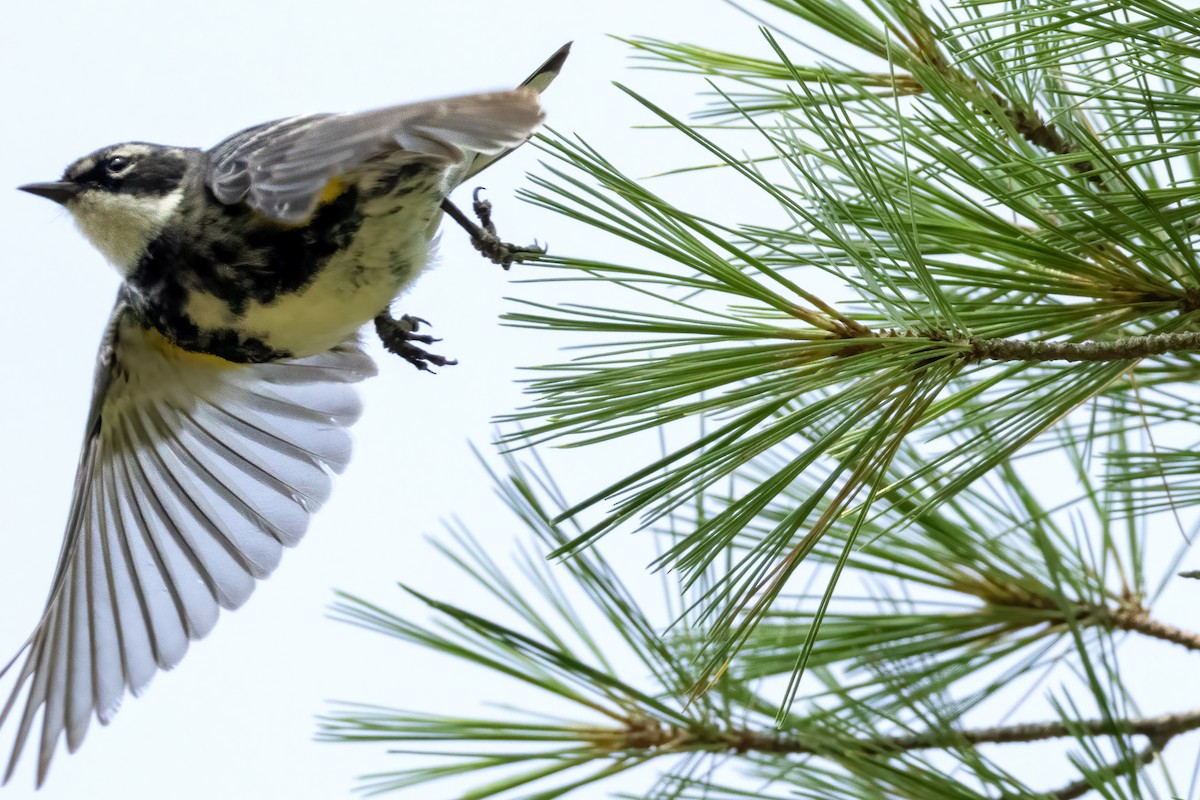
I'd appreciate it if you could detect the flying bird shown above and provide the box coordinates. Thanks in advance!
[2,42,571,786]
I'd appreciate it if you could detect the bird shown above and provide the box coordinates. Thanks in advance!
[2,42,571,786]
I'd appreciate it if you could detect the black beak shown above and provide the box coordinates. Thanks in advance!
[18,181,83,205]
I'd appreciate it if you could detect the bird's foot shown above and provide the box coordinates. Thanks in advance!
[373,312,457,373]
[441,188,545,269]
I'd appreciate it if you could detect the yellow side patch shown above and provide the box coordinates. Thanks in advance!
[318,176,345,205]
[144,327,239,369]
[255,176,346,227]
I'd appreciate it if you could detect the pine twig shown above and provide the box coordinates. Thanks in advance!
[1048,737,1166,800]
[967,332,1200,363]
[601,708,1200,756]
[1109,606,1200,651]
[987,92,1102,184]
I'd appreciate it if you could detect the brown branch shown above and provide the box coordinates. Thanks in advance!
[905,712,1200,748]
[988,92,1103,184]
[1109,605,1200,651]
[811,328,1200,366]
[1048,737,1165,800]
[968,582,1200,654]
[601,708,1200,757]
[595,711,1194,800]
[887,6,1103,184]
[904,9,1104,185]
[964,580,1200,654]
[966,331,1200,363]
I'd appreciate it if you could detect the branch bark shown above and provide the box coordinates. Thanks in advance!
[815,328,1200,366]
[602,710,1197,800]
[967,331,1200,363]
[1048,737,1165,800]
[1109,606,1200,651]
[610,708,1200,756]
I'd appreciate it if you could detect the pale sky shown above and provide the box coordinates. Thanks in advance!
[3,2,1198,799]
[0,1,773,797]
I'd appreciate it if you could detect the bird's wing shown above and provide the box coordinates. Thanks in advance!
[206,88,545,224]
[0,299,376,786]
[457,42,571,183]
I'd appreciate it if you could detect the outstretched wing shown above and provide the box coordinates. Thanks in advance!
[0,300,376,786]
[206,88,545,224]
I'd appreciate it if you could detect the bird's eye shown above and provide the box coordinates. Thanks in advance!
[105,156,131,175]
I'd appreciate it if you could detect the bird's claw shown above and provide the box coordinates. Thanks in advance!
[472,187,497,237]
[374,312,457,373]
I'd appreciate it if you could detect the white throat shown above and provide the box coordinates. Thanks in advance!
[70,188,184,275]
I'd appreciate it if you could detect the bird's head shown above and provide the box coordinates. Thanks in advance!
[20,143,197,274]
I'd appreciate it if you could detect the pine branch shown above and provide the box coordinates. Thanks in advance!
[1048,737,1166,800]
[1109,606,1200,651]
[603,709,1200,757]
[968,332,1200,364]
[737,328,1200,366]
[986,91,1100,183]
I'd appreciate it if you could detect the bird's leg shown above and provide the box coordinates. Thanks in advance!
[373,312,457,372]
[440,188,545,269]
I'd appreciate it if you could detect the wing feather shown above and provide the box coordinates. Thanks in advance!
[99,439,161,702]
[0,301,375,785]
[82,484,125,726]
[65,552,94,753]
[152,424,286,578]
[128,405,258,607]
[120,415,219,641]
[208,89,544,223]
[35,608,68,782]
[110,431,191,666]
